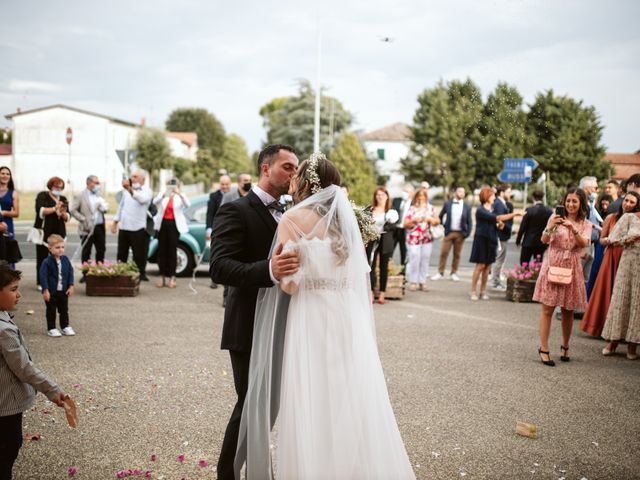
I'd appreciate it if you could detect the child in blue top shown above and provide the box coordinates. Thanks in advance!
[38,234,75,337]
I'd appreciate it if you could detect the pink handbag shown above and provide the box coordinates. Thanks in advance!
[548,266,572,285]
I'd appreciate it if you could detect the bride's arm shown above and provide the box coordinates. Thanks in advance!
[277,215,301,295]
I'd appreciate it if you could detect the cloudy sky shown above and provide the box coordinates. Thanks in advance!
[1,0,638,154]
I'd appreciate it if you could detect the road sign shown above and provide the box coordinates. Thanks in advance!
[66,127,73,145]
[503,158,538,171]
[498,170,532,183]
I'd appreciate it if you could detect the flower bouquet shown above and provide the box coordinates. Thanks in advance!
[505,256,543,302]
[351,202,379,245]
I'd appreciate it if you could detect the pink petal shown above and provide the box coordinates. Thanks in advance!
[177,454,185,463]
[68,466,78,477]
[144,471,152,478]
[198,459,209,468]
[150,454,157,462]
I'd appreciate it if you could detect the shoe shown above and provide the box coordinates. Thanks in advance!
[480,293,490,300]
[470,293,479,301]
[140,275,150,282]
[431,273,443,281]
[409,283,418,292]
[62,326,76,336]
[210,282,219,289]
[79,276,86,284]
[47,329,62,337]
[167,277,176,289]
[602,344,617,356]
[378,299,385,305]
[560,345,570,362]
[156,278,165,288]
[491,284,507,292]
[627,353,638,360]
[419,284,429,292]
[538,348,555,366]
[451,273,461,282]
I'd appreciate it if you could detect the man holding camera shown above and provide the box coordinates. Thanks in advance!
[111,171,153,281]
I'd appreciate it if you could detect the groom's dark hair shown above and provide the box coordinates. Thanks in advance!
[257,144,297,174]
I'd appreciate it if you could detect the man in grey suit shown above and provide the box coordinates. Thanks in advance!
[70,175,109,281]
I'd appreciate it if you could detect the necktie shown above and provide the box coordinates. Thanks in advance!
[266,201,285,214]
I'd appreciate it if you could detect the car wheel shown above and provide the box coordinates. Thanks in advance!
[175,243,195,277]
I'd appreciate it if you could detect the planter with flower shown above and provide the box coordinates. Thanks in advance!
[505,256,543,303]
[81,260,140,297]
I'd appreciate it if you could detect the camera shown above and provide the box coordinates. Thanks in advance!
[168,179,177,187]
[555,205,566,217]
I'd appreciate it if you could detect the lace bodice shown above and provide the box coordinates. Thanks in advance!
[283,237,349,291]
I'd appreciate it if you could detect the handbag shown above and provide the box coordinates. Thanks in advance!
[27,227,45,245]
[430,224,445,240]
[548,266,572,285]
[3,238,22,264]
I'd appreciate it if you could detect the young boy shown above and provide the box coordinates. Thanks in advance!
[38,234,75,337]
[0,262,69,480]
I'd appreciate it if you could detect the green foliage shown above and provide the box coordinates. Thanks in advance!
[219,134,254,176]
[329,133,376,205]
[527,90,610,188]
[135,128,173,187]
[0,129,11,144]
[166,108,226,158]
[260,80,353,158]
[172,157,193,181]
[403,78,483,191]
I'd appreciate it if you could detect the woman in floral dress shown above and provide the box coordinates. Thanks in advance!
[533,187,592,366]
[403,187,439,291]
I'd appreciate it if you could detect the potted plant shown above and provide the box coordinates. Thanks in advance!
[81,260,140,297]
[505,256,543,303]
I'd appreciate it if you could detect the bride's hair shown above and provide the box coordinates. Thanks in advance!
[294,156,348,265]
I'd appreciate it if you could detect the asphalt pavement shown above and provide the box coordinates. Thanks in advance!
[8,253,640,479]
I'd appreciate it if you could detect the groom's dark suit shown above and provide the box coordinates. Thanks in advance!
[210,190,278,480]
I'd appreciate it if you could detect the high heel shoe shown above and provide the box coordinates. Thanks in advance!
[538,348,555,366]
[560,345,570,362]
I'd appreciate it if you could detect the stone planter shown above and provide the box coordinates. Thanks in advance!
[506,277,536,303]
[85,275,140,297]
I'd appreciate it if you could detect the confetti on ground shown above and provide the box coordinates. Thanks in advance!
[25,309,34,315]
[67,466,78,477]
[431,451,440,458]
[591,441,599,447]
[23,433,41,441]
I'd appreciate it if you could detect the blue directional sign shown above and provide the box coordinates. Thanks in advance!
[503,158,538,171]
[497,158,538,184]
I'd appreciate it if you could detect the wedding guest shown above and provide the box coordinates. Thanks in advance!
[34,177,70,289]
[597,194,613,219]
[392,184,414,271]
[581,192,640,337]
[601,208,640,360]
[366,187,399,304]
[206,174,231,289]
[584,193,615,298]
[469,187,522,301]
[606,173,639,215]
[490,184,514,291]
[533,187,592,366]
[604,179,620,202]
[516,189,553,265]
[0,263,70,480]
[433,185,472,282]
[220,172,252,206]
[70,175,109,282]
[152,179,190,288]
[39,234,75,337]
[0,167,19,239]
[111,171,153,281]
[403,187,439,292]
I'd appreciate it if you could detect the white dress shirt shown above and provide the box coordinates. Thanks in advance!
[114,186,153,231]
[253,185,282,223]
[450,200,464,232]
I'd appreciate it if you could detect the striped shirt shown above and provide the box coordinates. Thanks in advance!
[0,311,62,416]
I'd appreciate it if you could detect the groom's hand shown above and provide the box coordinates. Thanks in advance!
[271,243,300,281]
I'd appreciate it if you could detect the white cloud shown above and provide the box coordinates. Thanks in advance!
[7,80,61,93]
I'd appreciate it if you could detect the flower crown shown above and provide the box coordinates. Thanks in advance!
[307,152,324,194]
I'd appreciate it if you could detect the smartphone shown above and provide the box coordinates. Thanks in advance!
[555,205,566,217]
[168,179,177,187]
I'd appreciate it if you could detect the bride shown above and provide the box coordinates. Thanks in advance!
[235,154,416,479]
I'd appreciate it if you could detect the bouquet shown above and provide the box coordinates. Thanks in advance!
[351,202,379,245]
[81,260,140,278]
[506,255,543,282]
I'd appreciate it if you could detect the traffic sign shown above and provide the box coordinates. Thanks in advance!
[503,158,538,171]
[66,127,73,145]
[498,170,532,183]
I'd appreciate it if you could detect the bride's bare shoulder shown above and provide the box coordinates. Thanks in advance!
[282,207,323,233]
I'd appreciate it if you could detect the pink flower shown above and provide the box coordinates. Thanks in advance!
[177,454,185,463]
[132,469,142,475]
[522,262,528,267]
[198,459,209,468]
[150,454,157,462]
[68,466,78,477]
[116,471,127,479]
[144,471,152,478]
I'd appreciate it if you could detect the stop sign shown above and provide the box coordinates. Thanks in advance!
[66,127,73,145]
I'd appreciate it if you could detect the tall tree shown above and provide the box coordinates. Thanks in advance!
[476,83,533,186]
[166,108,226,158]
[259,80,353,158]
[135,128,173,187]
[219,133,254,176]
[329,133,376,205]
[527,90,609,188]
[402,78,483,190]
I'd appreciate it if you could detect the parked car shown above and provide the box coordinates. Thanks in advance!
[147,194,210,277]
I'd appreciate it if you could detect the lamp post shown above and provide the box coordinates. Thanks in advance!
[313,20,322,153]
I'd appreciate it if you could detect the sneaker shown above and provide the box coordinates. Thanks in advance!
[450,273,461,282]
[480,293,490,300]
[470,293,479,301]
[62,326,76,336]
[431,273,444,281]
[47,329,62,337]
[491,283,507,292]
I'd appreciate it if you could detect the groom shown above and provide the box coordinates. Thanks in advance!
[210,144,300,480]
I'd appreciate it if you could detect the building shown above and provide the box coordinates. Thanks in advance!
[361,122,411,196]
[605,151,640,181]
[4,104,197,193]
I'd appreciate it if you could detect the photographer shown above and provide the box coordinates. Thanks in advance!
[152,178,190,288]
[111,171,152,281]
[34,177,70,289]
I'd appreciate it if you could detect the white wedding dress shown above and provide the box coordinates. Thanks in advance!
[236,185,416,480]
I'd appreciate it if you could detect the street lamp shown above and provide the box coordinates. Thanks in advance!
[313,20,322,153]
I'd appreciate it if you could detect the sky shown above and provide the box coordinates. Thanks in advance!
[1,0,638,154]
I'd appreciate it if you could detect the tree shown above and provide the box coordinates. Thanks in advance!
[0,129,11,144]
[402,78,483,191]
[329,133,376,205]
[260,80,353,158]
[219,134,254,176]
[135,128,173,187]
[527,90,610,188]
[476,83,533,187]
[166,108,226,158]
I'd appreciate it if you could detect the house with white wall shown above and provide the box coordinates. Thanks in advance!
[361,122,411,197]
[4,104,197,193]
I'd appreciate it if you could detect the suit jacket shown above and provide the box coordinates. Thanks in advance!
[516,203,553,248]
[153,190,191,234]
[493,198,514,241]
[210,191,277,352]
[71,190,109,235]
[439,200,473,238]
[39,254,74,292]
[391,197,408,229]
[205,190,224,230]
